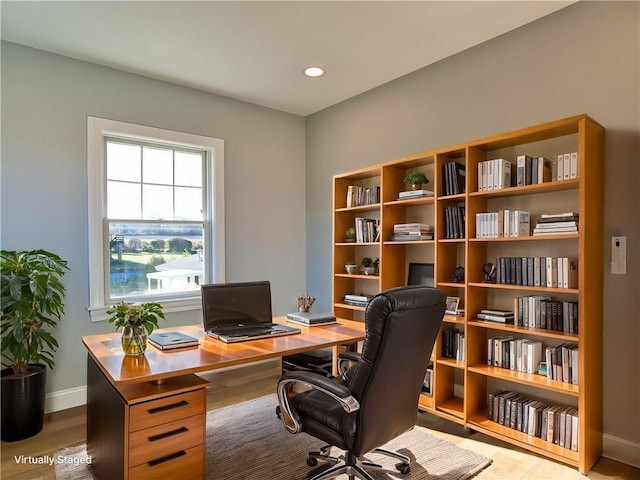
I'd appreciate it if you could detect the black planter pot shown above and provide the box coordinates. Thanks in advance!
[1,364,47,442]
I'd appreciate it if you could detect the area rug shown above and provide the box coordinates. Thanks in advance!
[56,394,491,480]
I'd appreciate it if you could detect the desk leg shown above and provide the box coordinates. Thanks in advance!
[87,356,127,480]
[331,342,359,376]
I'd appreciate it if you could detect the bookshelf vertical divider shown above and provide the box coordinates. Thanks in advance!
[331,114,604,474]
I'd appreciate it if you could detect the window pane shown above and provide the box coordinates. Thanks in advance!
[175,186,202,220]
[107,142,141,182]
[175,151,202,187]
[143,184,173,220]
[143,147,173,185]
[108,223,204,299]
[108,181,141,219]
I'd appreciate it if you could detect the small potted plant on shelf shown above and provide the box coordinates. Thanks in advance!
[344,227,356,243]
[403,171,429,190]
[345,260,357,274]
[361,257,375,275]
[106,302,166,356]
[1,249,69,441]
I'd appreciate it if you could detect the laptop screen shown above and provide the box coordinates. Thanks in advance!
[201,281,273,331]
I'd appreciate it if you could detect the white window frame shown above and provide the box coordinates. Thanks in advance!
[87,117,225,321]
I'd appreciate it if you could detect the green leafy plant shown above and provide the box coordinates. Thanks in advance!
[346,260,356,265]
[0,250,69,376]
[361,257,373,267]
[106,302,165,334]
[345,227,356,240]
[403,171,429,185]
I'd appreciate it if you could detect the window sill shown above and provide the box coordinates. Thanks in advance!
[88,296,202,322]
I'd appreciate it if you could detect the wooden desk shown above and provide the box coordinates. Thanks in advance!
[82,317,364,480]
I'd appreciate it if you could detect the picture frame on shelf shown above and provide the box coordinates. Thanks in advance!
[445,296,460,315]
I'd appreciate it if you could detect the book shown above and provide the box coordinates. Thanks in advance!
[398,189,434,198]
[344,293,373,302]
[477,313,515,323]
[286,311,337,326]
[148,331,199,350]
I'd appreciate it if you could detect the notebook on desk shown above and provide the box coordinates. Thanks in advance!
[201,281,300,343]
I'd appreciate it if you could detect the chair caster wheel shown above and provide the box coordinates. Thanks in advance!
[275,406,281,418]
[396,462,410,474]
[307,457,318,467]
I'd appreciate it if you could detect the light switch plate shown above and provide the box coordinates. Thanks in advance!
[611,236,626,274]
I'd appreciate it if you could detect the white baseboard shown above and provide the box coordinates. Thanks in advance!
[603,433,640,469]
[45,385,86,414]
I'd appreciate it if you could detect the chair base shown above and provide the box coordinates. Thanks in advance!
[306,447,410,480]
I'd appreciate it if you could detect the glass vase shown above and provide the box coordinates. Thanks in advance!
[121,325,148,356]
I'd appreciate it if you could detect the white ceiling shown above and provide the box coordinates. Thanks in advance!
[1,1,575,116]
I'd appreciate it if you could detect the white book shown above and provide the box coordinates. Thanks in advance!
[514,210,530,237]
[558,257,566,289]
[557,154,564,181]
[570,152,578,179]
[478,162,484,191]
[551,156,558,181]
[516,155,526,186]
[563,153,571,180]
[526,341,542,374]
[570,410,579,451]
[503,209,510,237]
[546,257,553,288]
[486,160,493,191]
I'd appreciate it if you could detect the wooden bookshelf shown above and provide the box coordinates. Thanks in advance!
[331,114,604,474]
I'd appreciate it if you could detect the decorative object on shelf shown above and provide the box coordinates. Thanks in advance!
[453,265,465,283]
[482,263,496,283]
[345,260,357,274]
[403,171,429,191]
[445,297,460,316]
[106,302,166,356]
[297,294,316,313]
[372,257,380,275]
[344,227,356,242]
[0,249,69,442]
[361,257,375,275]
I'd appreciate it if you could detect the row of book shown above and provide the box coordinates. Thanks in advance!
[475,210,530,238]
[487,337,543,374]
[533,212,579,236]
[442,328,465,361]
[353,217,380,243]
[488,390,579,451]
[551,152,579,182]
[546,343,579,385]
[515,155,552,186]
[477,158,512,191]
[494,256,578,289]
[346,185,380,208]
[514,296,578,334]
[442,161,466,196]
[444,205,465,239]
[342,293,373,307]
[389,222,434,242]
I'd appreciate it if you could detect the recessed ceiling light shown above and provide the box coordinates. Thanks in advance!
[303,66,325,77]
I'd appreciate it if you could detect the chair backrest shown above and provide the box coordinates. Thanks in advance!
[347,285,445,456]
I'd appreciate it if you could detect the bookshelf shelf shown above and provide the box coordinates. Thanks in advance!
[468,364,580,396]
[332,114,603,474]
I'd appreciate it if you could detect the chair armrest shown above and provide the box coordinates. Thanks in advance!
[277,371,360,434]
[338,351,361,376]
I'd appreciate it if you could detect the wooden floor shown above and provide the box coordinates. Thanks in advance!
[2,361,638,480]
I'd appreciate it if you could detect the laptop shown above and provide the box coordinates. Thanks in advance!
[201,281,300,343]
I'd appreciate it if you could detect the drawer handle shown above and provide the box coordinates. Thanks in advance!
[148,426,189,442]
[148,450,186,467]
[147,400,188,414]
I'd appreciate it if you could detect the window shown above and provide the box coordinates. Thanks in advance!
[88,117,224,321]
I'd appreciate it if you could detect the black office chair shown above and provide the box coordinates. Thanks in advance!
[276,286,446,480]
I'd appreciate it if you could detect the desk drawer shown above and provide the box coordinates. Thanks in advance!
[128,445,203,480]
[129,414,204,467]
[129,390,205,432]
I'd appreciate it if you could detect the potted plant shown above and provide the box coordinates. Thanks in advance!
[372,257,380,275]
[0,249,69,441]
[344,227,356,243]
[403,171,429,190]
[106,301,165,356]
[361,257,375,275]
[345,260,357,274]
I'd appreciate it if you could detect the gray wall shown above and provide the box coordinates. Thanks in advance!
[305,1,639,452]
[1,42,306,393]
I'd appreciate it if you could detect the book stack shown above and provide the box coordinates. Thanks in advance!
[552,152,578,181]
[342,293,373,308]
[545,343,579,385]
[515,155,552,186]
[397,189,434,200]
[488,390,578,451]
[442,161,466,196]
[487,337,541,373]
[495,256,577,289]
[477,158,512,191]
[477,309,514,323]
[514,296,578,333]
[354,217,380,242]
[442,328,464,361]
[475,210,530,238]
[389,223,433,241]
[533,212,579,236]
